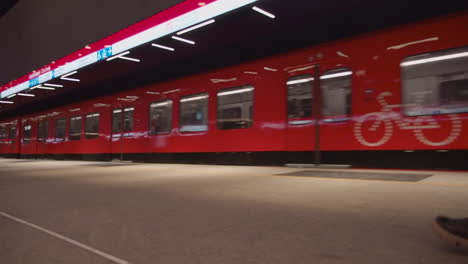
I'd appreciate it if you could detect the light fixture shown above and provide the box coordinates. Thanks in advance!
[0,100,14,104]
[163,89,181,94]
[61,71,80,82]
[146,91,160,95]
[401,51,468,66]
[107,51,140,62]
[176,19,215,35]
[18,93,35,97]
[44,83,63,88]
[244,71,258,75]
[252,6,275,19]
[264,67,277,72]
[151,101,172,107]
[171,36,195,45]
[151,43,175,51]
[320,71,352,80]
[286,77,315,85]
[218,87,254,96]
[180,95,208,102]
[7,94,16,98]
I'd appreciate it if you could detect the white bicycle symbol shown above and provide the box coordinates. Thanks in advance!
[353,92,462,147]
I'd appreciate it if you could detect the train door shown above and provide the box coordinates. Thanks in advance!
[286,65,321,164]
[286,63,353,165]
[110,106,134,160]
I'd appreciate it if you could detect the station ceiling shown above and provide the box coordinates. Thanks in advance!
[1,0,468,118]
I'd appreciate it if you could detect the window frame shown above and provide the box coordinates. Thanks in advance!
[401,46,468,116]
[179,93,209,133]
[320,67,353,123]
[216,85,254,130]
[286,74,314,125]
[54,118,66,142]
[68,115,82,141]
[84,112,100,139]
[149,100,173,135]
[23,124,32,144]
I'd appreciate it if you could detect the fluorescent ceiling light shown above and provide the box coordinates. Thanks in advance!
[107,51,130,61]
[146,91,160,95]
[244,71,258,75]
[176,19,215,35]
[172,36,195,45]
[60,71,80,82]
[18,93,35,97]
[264,67,277,72]
[252,6,275,19]
[218,87,254,96]
[118,56,140,62]
[113,109,122,113]
[163,89,181,94]
[44,83,63,88]
[180,95,208,102]
[107,51,140,62]
[7,94,16,98]
[320,71,352,80]
[151,101,172,107]
[401,51,468,66]
[0,100,14,104]
[287,77,314,85]
[124,107,135,111]
[151,43,175,51]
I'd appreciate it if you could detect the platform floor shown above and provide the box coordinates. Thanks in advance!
[0,158,467,263]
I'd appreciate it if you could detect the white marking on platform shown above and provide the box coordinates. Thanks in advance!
[0,211,131,264]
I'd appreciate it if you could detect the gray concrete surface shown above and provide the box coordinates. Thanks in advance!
[0,158,467,263]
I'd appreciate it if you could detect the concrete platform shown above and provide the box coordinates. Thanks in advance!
[0,158,467,263]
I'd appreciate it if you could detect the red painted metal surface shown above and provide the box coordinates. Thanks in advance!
[1,12,467,156]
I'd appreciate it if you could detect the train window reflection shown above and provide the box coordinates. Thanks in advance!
[321,68,352,122]
[37,120,49,142]
[149,100,172,135]
[55,119,66,141]
[9,126,16,140]
[287,74,313,121]
[402,46,468,116]
[0,127,6,139]
[23,124,31,144]
[69,116,82,141]
[85,113,100,139]
[179,93,208,132]
[112,109,122,135]
[123,107,134,133]
[217,85,254,130]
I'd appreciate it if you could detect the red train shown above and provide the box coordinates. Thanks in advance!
[1,12,468,169]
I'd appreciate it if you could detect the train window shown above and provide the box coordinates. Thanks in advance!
[55,118,66,141]
[9,126,16,140]
[69,116,82,140]
[37,120,49,142]
[321,68,352,122]
[112,109,122,135]
[123,107,134,132]
[23,124,31,144]
[402,46,468,116]
[85,113,100,139]
[287,74,314,122]
[217,85,254,130]
[0,127,6,139]
[149,100,172,135]
[179,93,208,132]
